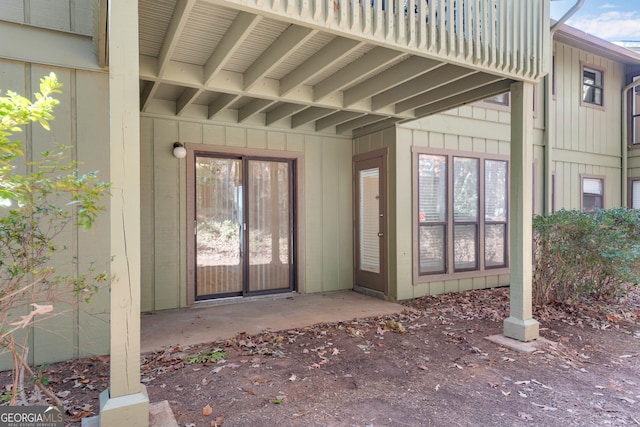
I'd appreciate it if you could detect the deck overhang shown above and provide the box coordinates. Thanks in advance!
[139,0,550,137]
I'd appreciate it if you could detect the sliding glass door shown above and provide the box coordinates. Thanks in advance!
[194,155,294,299]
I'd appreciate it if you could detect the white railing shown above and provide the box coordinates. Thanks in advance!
[220,0,550,81]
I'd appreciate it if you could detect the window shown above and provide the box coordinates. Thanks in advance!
[582,66,603,106]
[484,93,509,107]
[416,150,508,277]
[631,179,640,209]
[582,176,604,212]
[632,76,640,145]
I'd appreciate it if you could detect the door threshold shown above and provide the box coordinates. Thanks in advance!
[353,285,388,301]
[192,291,298,309]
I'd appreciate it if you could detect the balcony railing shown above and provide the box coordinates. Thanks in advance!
[218,0,550,81]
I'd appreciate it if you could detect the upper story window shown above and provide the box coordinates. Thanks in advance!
[484,93,510,107]
[632,76,640,145]
[582,176,604,212]
[582,66,603,106]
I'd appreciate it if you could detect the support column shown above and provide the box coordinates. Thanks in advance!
[99,0,149,425]
[503,81,540,342]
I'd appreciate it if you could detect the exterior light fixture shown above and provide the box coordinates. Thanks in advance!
[173,142,187,159]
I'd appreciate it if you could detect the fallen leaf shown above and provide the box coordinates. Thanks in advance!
[518,412,533,421]
[212,416,225,426]
[202,404,213,416]
[332,348,340,356]
[417,365,428,371]
[531,402,557,411]
[501,390,511,396]
[288,374,297,381]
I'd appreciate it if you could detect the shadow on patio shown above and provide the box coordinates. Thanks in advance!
[141,290,405,353]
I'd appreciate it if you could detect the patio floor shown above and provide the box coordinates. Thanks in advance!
[140,290,405,353]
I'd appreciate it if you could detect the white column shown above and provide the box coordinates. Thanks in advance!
[99,0,149,425]
[503,81,540,342]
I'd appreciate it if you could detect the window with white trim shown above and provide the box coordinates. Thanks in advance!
[582,66,603,106]
[416,151,508,277]
[582,176,604,212]
[631,180,640,209]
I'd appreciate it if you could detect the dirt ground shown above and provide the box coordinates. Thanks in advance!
[3,287,640,427]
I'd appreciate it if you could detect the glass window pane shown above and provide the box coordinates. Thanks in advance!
[454,224,477,271]
[453,157,478,222]
[360,167,380,273]
[485,160,507,221]
[633,115,640,145]
[418,155,446,222]
[583,178,603,195]
[419,225,445,274]
[633,181,640,209]
[485,224,506,268]
[248,160,291,292]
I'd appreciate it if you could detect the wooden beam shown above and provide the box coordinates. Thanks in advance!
[372,64,473,110]
[313,47,403,101]
[280,37,361,96]
[291,107,335,128]
[208,93,239,119]
[395,73,503,113]
[414,80,512,117]
[265,103,309,125]
[315,111,364,131]
[336,114,387,134]
[204,12,261,86]
[244,25,316,91]
[158,0,197,77]
[238,98,275,122]
[176,87,202,116]
[343,57,441,106]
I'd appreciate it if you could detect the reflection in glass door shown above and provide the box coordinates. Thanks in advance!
[194,155,293,300]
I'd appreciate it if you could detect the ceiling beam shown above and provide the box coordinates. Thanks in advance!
[265,103,309,125]
[396,73,504,113]
[140,81,158,112]
[316,111,365,131]
[244,25,316,91]
[176,87,202,115]
[158,0,197,77]
[280,37,362,96]
[238,98,276,122]
[291,107,335,128]
[414,80,513,117]
[208,93,240,119]
[353,117,401,137]
[313,47,403,101]
[372,64,475,110]
[343,57,441,106]
[336,114,387,135]
[204,12,261,86]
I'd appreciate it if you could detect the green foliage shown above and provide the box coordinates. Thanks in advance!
[186,348,227,364]
[0,73,110,406]
[533,208,640,306]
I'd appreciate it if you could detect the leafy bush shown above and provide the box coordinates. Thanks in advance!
[532,208,640,306]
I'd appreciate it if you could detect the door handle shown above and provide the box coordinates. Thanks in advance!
[378,232,384,237]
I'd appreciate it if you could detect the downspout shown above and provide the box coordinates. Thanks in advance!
[621,80,638,206]
[543,0,585,214]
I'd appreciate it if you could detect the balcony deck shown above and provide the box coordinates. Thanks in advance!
[139,0,549,136]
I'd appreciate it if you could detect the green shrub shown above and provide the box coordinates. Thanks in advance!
[532,208,640,305]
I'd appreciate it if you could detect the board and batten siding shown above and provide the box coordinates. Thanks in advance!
[140,117,354,312]
[0,0,96,36]
[548,41,626,209]
[0,59,110,371]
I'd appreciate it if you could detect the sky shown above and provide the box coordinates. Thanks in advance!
[550,0,640,42]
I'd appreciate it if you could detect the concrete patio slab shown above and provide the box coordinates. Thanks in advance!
[141,290,405,353]
[485,334,554,353]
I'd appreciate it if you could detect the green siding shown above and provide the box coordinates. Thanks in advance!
[0,60,110,371]
[140,118,353,310]
[0,0,95,36]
